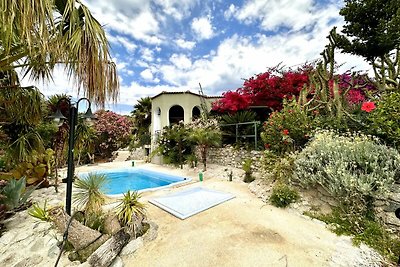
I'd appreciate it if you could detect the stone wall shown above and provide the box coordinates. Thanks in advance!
[205,145,263,171]
[128,148,148,160]
[375,181,400,233]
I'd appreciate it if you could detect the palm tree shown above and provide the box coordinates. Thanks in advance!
[131,97,152,147]
[190,127,222,171]
[0,0,119,105]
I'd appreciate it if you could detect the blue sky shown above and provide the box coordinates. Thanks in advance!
[23,0,370,114]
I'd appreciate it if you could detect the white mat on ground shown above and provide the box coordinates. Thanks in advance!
[149,187,235,219]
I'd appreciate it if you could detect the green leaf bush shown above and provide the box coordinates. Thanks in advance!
[368,92,400,147]
[261,99,315,155]
[293,130,400,204]
[269,183,299,208]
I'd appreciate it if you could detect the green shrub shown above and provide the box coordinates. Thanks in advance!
[261,150,296,183]
[261,99,315,155]
[242,158,254,183]
[293,130,400,205]
[368,92,400,147]
[156,122,195,168]
[269,183,299,208]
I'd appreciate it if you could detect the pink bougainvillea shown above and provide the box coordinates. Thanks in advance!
[94,110,132,157]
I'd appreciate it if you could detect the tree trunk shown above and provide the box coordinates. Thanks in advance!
[88,228,130,267]
[201,146,207,171]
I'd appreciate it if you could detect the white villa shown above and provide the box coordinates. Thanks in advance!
[150,91,221,163]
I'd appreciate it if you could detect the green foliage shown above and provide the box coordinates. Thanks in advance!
[293,131,400,205]
[189,119,222,171]
[73,173,107,215]
[7,131,44,164]
[310,207,400,263]
[130,97,152,148]
[35,121,58,149]
[28,200,51,221]
[116,190,146,230]
[74,117,97,165]
[186,154,198,168]
[242,158,254,183]
[10,149,55,185]
[0,177,35,210]
[368,92,400,147]
[157,122,195,168]
[261,151,296,183]
[336,0,400,60]
[261,99,315,155]
[269,183,299,208]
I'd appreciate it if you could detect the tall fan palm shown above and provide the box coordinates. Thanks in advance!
[131,97,152,147]
[0,0,119,105]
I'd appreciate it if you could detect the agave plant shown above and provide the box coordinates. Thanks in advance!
[73,173,107,215]
[116,190,146,237]
[0,177,36,211]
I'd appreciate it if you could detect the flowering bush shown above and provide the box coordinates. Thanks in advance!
[211,91,251,113]
[261,99,316,155]
[212,66,311,113]
[368,92,400,147]
[156,122,195,168]
[94,110,132,157]
[293,130,400,204]
[335,72,375,104]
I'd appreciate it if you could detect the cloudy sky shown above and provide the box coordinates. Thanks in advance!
[23,0,371,114]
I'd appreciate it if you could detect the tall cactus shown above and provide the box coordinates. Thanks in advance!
[298,28,354,122]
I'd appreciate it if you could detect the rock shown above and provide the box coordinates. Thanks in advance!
[14,255,43,267]
[110,256,124,267]
[146,221,158,241]
[120,237,143,256]
[384,212,400,227]
[103,213,122,235]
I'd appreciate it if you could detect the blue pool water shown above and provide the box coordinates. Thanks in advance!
[79,168,189,195]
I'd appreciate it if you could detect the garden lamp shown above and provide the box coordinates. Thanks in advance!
[50,97,95,215]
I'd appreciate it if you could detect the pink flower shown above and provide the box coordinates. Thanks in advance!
[361,102,376,113]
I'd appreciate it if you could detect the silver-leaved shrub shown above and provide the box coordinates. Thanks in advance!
[293,130,400,201]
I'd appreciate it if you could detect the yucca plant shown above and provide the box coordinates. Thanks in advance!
[116,190,146,237]
[28,200,51,222]
[73,173,107,216]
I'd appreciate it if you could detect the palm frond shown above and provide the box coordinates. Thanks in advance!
[73,172,107,214]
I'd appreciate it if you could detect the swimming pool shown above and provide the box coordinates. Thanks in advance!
[78,168,190,195]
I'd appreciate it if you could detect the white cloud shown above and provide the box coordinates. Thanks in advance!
[84,0,163,45]
[234,0,331,32]
[169,54,192,69]
[141,48,154,62]
[191,17,214,40]
[224,4,236,20]
[175,38,196,50]
[154,0,198,20]
[107,34,137,53]
[140,69,154,81]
